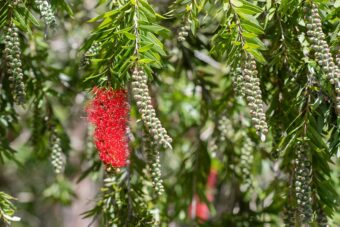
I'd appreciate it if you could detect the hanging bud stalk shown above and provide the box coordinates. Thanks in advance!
[178,21,190,42]
[50,129,65,174]
[232,67,244,96]
[35,0,56,26]
[3,24,25,104]
[217,116,235,142]
[241,55,268,141]
[172,0,205,42]
[86,87,130,168]
[177,3,192,42]
[217,116,229,142]
[282,206,296,227]
[144,134,164,196]
[304,3,340,114]
[294,141,312,224]
[316,206,328,227]
[81,42,102,66]
[131,0,172,149]
[131,68,172,149]
[239,137,253,191]
[336,53,340,67]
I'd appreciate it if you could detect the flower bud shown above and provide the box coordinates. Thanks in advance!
[50,128,65,174]
[35,0,56,26]
[294,142,312,223]
[131,67,172,149]
[3,24,25,104]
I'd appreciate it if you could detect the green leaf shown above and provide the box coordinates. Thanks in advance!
[244,42,260,50]
[122,32,136,40]
[13,10,31,33]
[241,19,264,34]
[59,0,74,16]
[139,24,170,37]
[236,0,263,14]
[242,31,257,38]
[139,44,153,52]
[246,48,266,64]
[138,58,154,64]
[230,0,243,7]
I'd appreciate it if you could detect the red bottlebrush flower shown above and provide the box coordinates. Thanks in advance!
[188,168,218,222]
[188,195,210,221]
[207,169,218,189]
[86,87,129,168]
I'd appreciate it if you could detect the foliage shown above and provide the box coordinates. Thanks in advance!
[0,192,20,224]
[0,0,339,226]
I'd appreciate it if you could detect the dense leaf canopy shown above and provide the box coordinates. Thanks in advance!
[0,0,339,226]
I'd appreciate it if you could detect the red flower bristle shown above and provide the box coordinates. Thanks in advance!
[188,195,210,221]
[86,87,129,167]
[188,168,218,221]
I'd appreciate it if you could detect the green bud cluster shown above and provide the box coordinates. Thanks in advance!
[3,25,25,105]
[178,24,190,42]
[283,206,296,227]
[81,42,101,66]
[304,3,340,114]
[239,137,253,191]
[241,56,268,141]
[232,67,244,96]
[131,68,172,149]
[145,136,164,196]
[294,142,312,224]
[217,116,233,142]
[35,0,56,26]
[210,139,218,154]
[316,206,328,227]
[50,130,65,174]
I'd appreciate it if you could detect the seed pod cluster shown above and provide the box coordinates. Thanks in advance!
[81,42,102,66]
[145,136,164,196]
[316,206,328,227]
[178,24,190,42]
[294,142,312,223]
[35,0,56,26]
[241,56,268,141]
[50,129,65,174]
[3,25,25,105]
[131,68,172,149]
[239,137,253,191]
[304,3,340,114]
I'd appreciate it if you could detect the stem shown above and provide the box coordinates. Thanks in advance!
[302,74,312,137]
[133,0,140,59]
[229,1,246,50]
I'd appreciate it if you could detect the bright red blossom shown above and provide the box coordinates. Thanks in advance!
[86,87,129,167]
[188,168,218,221]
